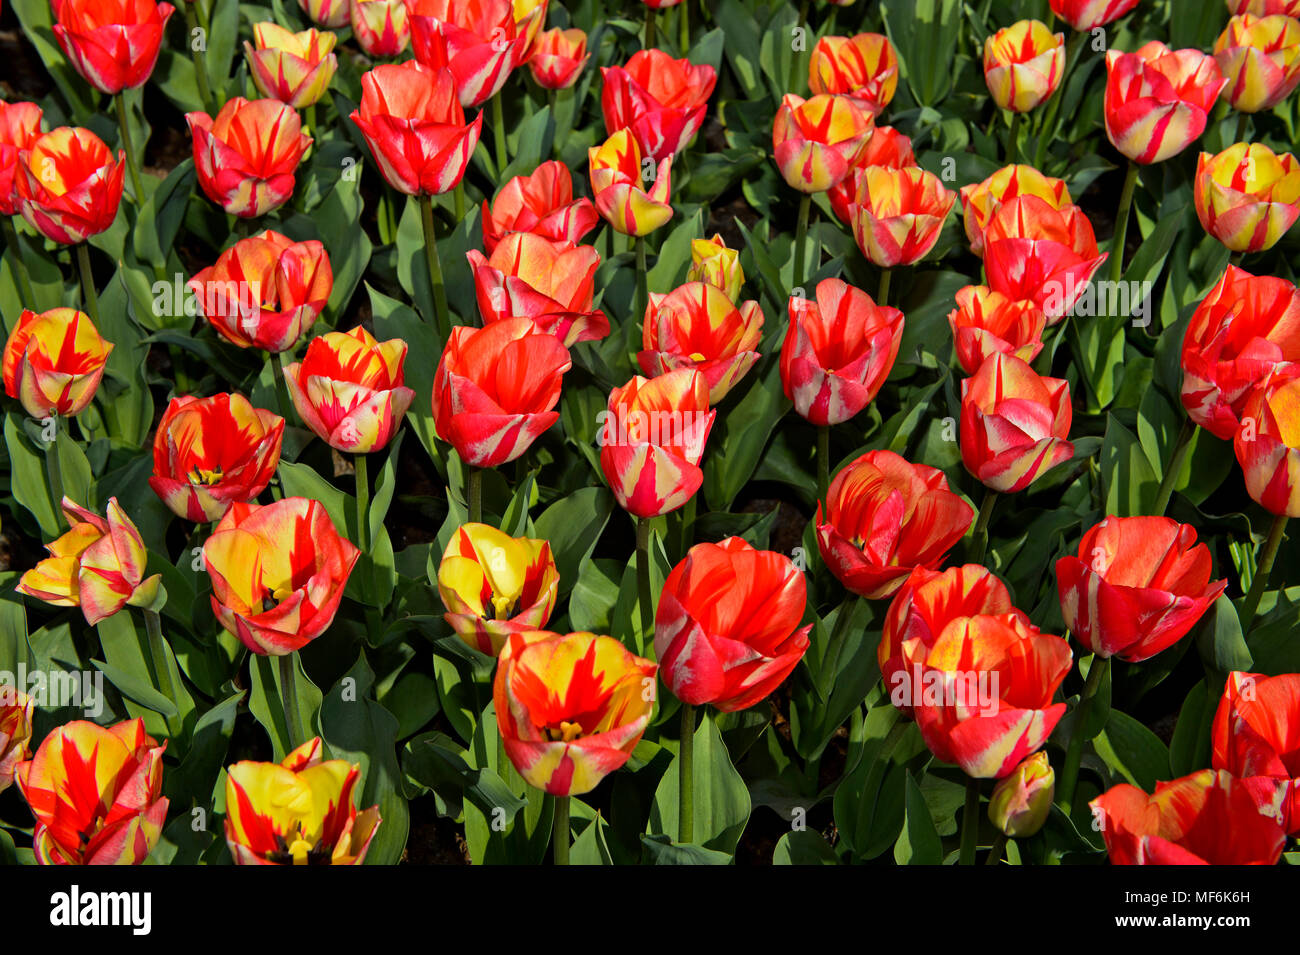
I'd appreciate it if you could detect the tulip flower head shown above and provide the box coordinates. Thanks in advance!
[1235,370,1300,516]
[687,234,746,301]
[1215,14,1300,113]
[959,163,1072,258]
[1104,42,1226,165]
[0,686,33,794]
[808,33,899,115]
[849,165,956,268]
[948,286,1048,375]
[350,0,411,57]
[827,125,916,225]
[408,0,527,108]
[1227,0,1300,13]
[772,93,874,195]
[480,160,599,254]
[1212,671,1300,834]
[601,49,717,163]
[588,129,673,237]
[1048,0,1140,31]
[187,98,312,218]
[1195,143,1300,254]
[527,28,589,91]
[16,126,124,245]
[983,20,1065,112]
[245,23,339,109]
[3,307,112,420]
[298,0,350,28]
[0,101,43,216]
[638,281,764,403]
[51,0,175,95]
[989,751,1055,837]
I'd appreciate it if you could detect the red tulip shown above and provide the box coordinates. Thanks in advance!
[51,0,174,95]
[808,33,899,115]
[527,28,589,91]
[959,163,1072,258]
[1213,671,1300,834]
[16,127,124,245]
[638,281,764,403]
[408,0,526,108]
[948,285,1047,376]
[187,98,312,218]
[849,165,955,268]
[2,307,112,419]
[601,50,717,163]
[1235,369,1300,516]
[1104,42,1226,165]
[480,160,598,255]
[827,125,916,225]
[1048,0,1140,30]
[0,101,42,217]
[0,686,33,795]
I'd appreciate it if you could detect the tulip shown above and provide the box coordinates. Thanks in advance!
[350,61,482,197]
[912,613,1072,779]
[1228,0,1300,13]
[1213,671,1300,833]
[849,165,956,268]
[149,394,285,523]
[481,160,598,255]
[772,93,874,195]
[512,0,549,57]
[432,318,572,468]
[983,20,1066,113]
[495,630,657,795]
[988,752,1055,837]
[298,0,350,28]
[0,686,33,794]
[285,326,415,455]
[224,738,382,865]
[1104,42,1226,165]
[16,127,124,245]
[601,50,717,163]
[782,278,903,426]
[528,28,589,91]
[350,0,410,57]
[948,286,1048,376]
[467,233,608,346]
[827,125,916,225]
[187,98,312,218]
[817,449,975,600]
[437,523,560,655]
[880,564,1026,718]
[1181,266,1300,441]
[2,308,112,419]
[599,369,715,519]
[1235,371,1300,516]
[14,718,167,865]
[808,33,899,115]
[1215,14,1300,113]
[1090,769,1286,864]
[961,353,1074,493]
[408,0,525,108]
[50,0,174,95]
[1048,0,1140,30]
[638,282,764,403]
[588,129,673,237]
[1056,515,1228,662]
[1195,143,1300,254]
[245,23,338,109]
[959,163,1072,258]
[203,498,360,656]
[0,101,42,217]
[687,234,745,302]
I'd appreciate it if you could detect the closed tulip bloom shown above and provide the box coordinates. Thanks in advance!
[0,101,42,216]
[149,394,285,523]
[187,98,312,218]
[481,159,598,255]
[189,230,333,353]
[641,0,683,7]
[408,0,525,108]
[1195,143,1300,254]
[51,0,174,95]
[599,369,715,518]
[1056,516,1228,662]
[984,20,1065,112]
[655,538,811,712]
[817,449,975,600]
[782,278,903,426]
[225,738,382,865]
[639,281,764,403]
[1235,371,1300,516]
[0,687,33,794]
[285,327,415,454]
[588,129,673,237]
[988,751,1055,837]
[1215,14,1300,112]
[808,33,899,115]
[1213,671,1300,834]
[512,0,549,57]
[437,523,559,655]
[203,498,360,656]
[849,165,956,267]
[528,28,588,91]
[351,61,482,198]
[959,163,1072,258]
[3,308,112,419]
[772,93,874,195]
[1049,0,1140,30]
[298,0,350,28]
[1090,769,1286,864]
[827,125,916,225]
[948,286,1047,375]
[687,234,745,301]
[1181,266,1300,440]
[495,630,657,795]
[961,353,1074,493]
[601,50,717,163]
[1228,0,1300,13]
[432,318,572,468]
[16,127,124,245]
[1105,42,1226,165]
[880,564,1026,718]
[245,23,338,109]
[350,0,410,57]
[14,718,167,865]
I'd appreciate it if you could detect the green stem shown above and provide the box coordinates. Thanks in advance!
[1058,655,1109,817]
[1006,111,1021,164]
[793,193,811,290]
[278,651,305,749]
[644,4,654,48]
[1151,417,1194,515]
[75,244,100,326]
[1,218,35,311]
[877,267,892,308]
[1235,110,1249,144]
[182,0,215,113]
[491,93,508,175]
[354,452,370,554]
[986,832,1008,866]
[115,95,145,204]
[419,194,450,344]
[679,702,695,844]
[553,795,570,865]
[142,608,178,736]
[45,416,64,510]
[790,0,810,90]
[1240,513,1288,634]
[635,236,649,326]
[271,352,294,423]
[817,424,830,507]
[959,776,981,865]
[636,516,655,641]
[679,0,690,54]
[305,103,318,135]
[972,487,998,562]
[1109,161,1140,286]
[468,465,482,524]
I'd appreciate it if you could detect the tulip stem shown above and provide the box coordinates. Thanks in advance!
[817,424,830,507]
[634,236,649,326]
[419,194,451,345]
[793,193,811,290]
[790,0,810,90]
[1057,655,1109,818]
[644,5,654,49]
[1235,110,1249,145]
[986,832,1008,866]
[1109,161,1140,286]
[1005,111,1020,164]
[679,0,690,54]
[491,93,508,176]
[1240,512,1288,635]
[468,465,482,524]
[75,243,100,327]
[354,452,370,553]
[182,0,216,114]
[959,776,980,865]
[305,104,317,137]
[114,94,145,204]
[679,702,695,844]
[972,487,997,563]
[553,795,570,864]
[44,416,64,512]
[1152,417,1194,515]
[1,218,35,311]
[142,608,179,737]
[278,651,305,749]
[271,352,294,423]
[635,517,655,643]
[877,268,891,308]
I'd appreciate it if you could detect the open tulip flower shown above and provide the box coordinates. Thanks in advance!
[1090,769,1286,864]
[0,687,33,794]
[14,718,167,865]
[1194,143,1300,254]
[437,523,559,655]
[983,20,1066,113]
[1104,42,1226,165]
[50,0,174,95]
[245,22,338,109]
[772,93,874,195]
[827,125,916,225]
[467,232,609,346]
[1215,14,1300,113]
[494,630,657,796]
[1056,516,1228,663]
[817,449,975,600]
[1235,370,1300,516]
[781,278,904,426]
[0,101,42,216]
[203,498,360,656]
[225,738,382,866]
[959,164,1072,258]
[808,33,899,115]
[149,393,285,523]
[527,27,589,91]
[189,230,333,353]
[601,50,717,163]
[688,235,746,301]
[408,0,527,109]
[638,281,764,403]
[948,286,1048,375]
[350,0,411,57]
[1213,671,1300,834]
[298,0,350,27]
[1048,0,1140,30]
[187,98,312,218]
[849,165,956,268]
[480,160,598,255]
[588,129,673,237]
[16,127,124,245]
[3,307,112,419]
[285,327,415,455]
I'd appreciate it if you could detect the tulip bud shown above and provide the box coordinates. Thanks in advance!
[687,235,745,301]
[1214,14,1300,113]
[601,50,717,162]
[988,752,1055,837]
[298,0,350,28]
[51,0,174,95]
[1104,42,1226,165]
[245,23,338,109]
[984,20,1065,112]
[809,33,899,115]
[187,98,311,218]
[772,93,874,195]
[3,308,112,419]
[588,129,673,237]
[528,27,589,91]
[0,101,42,217]
[1195,143,1300,253]
[16,127,124,245]
[639,282,764,403]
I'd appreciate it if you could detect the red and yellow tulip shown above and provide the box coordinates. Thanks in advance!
[16,126,124,245]
[0,101,42,217]
[687,234,746,302]
[828,125,916,225]
[187,98,312,218]
[983,19,1065,113]
[772,93,874,195]
[1213,671,1300,834]
[601,50,717,163]
[408,0,528,108]
[1215,14,1300,113]
[1194,143,1300,254]
[638,281,764,403]
[3,307,112,419]
[1104,42,1226,165]
[51,0,174,95]
[245,22,338,109]
[350,0,411,57]
[1234,370,1300,517]
[808,33,899,115]
[0,686,33,794]
[1048,0,1140,30]
[988,752,1055,837]
[588,129,673,237]
[948,286,1047,376]
[480,160,598,255]
[298,0,350,28]
[527,28,589,91]
[1228,0,1300,13]
[959,163,1072,258]
[849,165,956,268]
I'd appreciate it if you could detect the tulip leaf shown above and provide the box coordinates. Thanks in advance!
[1094,709,1172,793]
[773,830,840,865]
[248,652,323,763]
[648,713,751,853]
[703,361,789,512]
[1169,679,1215,778]
[894,773,944,866]
[5,412,61,538]
[639,833,733,865]
[96,611,195,739]
[1099,414,1159,518]
[368,285,442,466]
[571,812,616,865]
[1193,595,1253,683]
[533,486,614,597]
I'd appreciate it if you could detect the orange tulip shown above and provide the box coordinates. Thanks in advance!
[1195,143,1300,254]
[480,159,598,255]
[0,101,42,217]
[187,98,311,218]
[1104,42,1226,165]
[1215,14,1300,113]
[1235,370,1300,516]
[1213,671,1300,834]
[638,281,764,403]
[0,686,33,794]
[588,129,673,237]
[245,22,338,109]
[16,126,124,245]
[959,163,1072,258]
[827,125,915,225]
[948,285,1047,376]
[849,165,956,268]
[808,33,899,115]
[983,20,1065,112]
[772,93,874,194]
[527,27,589,91]
[3,307,112,419]
[51,0,174,95]
[601,49,717,163]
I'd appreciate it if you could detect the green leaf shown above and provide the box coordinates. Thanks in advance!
[649,713,751,853]
[893,773,944,865]
[773,830,840,864]
[249,653,323,762]
[1094,709,1171,791]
